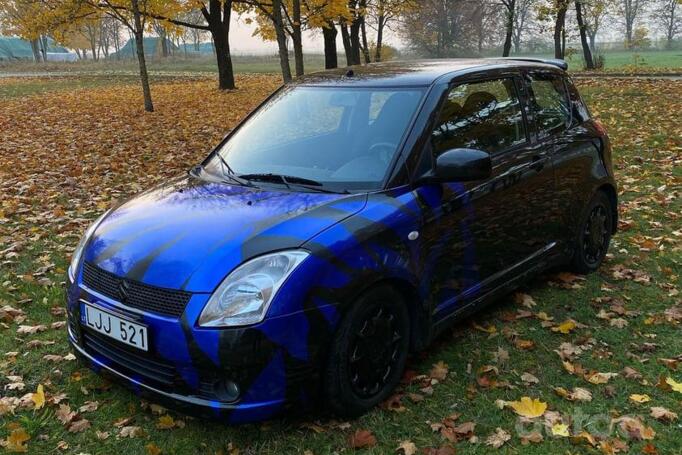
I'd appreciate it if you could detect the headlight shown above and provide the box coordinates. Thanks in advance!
[198,250,309,327]
[68,210,110,281]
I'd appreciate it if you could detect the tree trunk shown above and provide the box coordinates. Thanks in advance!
[503,0,515,57]
[292,0,304,76]
[272,0,292,82]
[322,24,338,69]
[575,0,594,69]
[554,0,568,59]
[30,39,42,62]
[132,0,154,112]
[349,18,362,64]
[160,30,169,57]
[204,0,236,90]
[588,31,596,52]
[375,15,384,62]
[359,0,371,63]
[40,35,48,61]
[340,22,353,66]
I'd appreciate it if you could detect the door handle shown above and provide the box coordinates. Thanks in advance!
[530,155,545,171]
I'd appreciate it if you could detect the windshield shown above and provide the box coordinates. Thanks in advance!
[205,86,425,191]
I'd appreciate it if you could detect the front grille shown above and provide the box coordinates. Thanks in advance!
[83,330,177,387]
[82,262,191,317]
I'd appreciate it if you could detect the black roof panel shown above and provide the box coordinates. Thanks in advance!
[296,58,565,87]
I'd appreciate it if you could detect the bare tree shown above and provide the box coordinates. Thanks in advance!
[619,0,644,47]
[554,0,569,58]
[652,0,680,48]
[501,0,516,56]
[512,0,534,52]
[583,0,612,52]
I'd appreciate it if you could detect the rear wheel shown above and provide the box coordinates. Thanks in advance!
[324,285,410,417]
[571,191,613,274]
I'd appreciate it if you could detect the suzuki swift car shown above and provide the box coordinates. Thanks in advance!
[67,58,617,423]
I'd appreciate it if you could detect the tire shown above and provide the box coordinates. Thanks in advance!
[571,190,613,274]
[323,285,410,418]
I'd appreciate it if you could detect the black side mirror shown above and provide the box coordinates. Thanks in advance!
[428,148,492,183]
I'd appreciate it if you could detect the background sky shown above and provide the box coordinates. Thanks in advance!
[228,13,403,54]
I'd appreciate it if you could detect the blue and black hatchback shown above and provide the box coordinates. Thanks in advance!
[67,58,617,423]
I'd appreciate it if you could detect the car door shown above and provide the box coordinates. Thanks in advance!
[413,72,557,321]
[524,70,580,249]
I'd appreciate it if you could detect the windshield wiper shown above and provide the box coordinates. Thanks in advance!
[213,154,254,187]
[239,173,348,194]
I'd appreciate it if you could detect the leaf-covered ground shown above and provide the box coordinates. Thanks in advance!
[0,75,680,454]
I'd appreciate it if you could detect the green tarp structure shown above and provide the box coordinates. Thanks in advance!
[0,36,69,61]
[110,37,178,59]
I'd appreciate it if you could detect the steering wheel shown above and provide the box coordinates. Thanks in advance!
[369,142,398,165]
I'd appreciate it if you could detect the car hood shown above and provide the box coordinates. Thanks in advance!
[82,175,367,293]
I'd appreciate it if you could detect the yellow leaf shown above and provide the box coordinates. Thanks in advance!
[31,384,45,410]
[552,320,576,334]
[629,394,651,403]
[586,371,618,384]
[5,428,30,453]
[551,423,569,437]
[666,377,682,393]
[507,397,547,418]
[156,415,175,430]
[145,443,162,455]
[472,322,497,334]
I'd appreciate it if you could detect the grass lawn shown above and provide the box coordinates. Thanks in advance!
[0,74,680,454]
[510,49,682,71]
[1,48,680,78]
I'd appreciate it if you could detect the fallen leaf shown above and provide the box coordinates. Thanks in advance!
[4,428,30,453]
[650,406,678,422]
[629,394,650,403]
[551,423,570,437]
[31,384,45,410]
[396,440,417,455]
[485,427,510,448]
[67,419,91,433]
[520,431,543,444]
[348,429,377,449]
[429,361,448,381]
[552,320,577,334]
[508,397,547,418]
[119,426,144,438]
[665,377,682,393]
[156,415,175,430]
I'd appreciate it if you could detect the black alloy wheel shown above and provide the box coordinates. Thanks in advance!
[324,285,410,417]
[572,191,613,274]
[348,304,404,398]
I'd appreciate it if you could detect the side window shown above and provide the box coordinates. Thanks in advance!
[528,73,571,136]
[431,78,527,156]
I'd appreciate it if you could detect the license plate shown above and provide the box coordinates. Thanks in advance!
[82,303,148,351]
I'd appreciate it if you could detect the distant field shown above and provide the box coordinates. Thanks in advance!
[1,49,680,78]
[0,54,328,76]
[515,49,682,71]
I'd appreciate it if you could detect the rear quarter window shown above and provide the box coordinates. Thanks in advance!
[565,77,591,126]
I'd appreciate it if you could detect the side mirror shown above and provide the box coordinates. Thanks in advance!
[430,148,492,182]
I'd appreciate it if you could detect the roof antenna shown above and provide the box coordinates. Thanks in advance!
[346,69,354,77]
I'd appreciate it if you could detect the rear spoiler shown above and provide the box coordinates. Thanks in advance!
[495,57,569,71]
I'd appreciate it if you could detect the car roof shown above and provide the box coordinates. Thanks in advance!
[296,58,566,88]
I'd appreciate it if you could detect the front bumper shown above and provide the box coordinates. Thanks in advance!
[66,272,324,424]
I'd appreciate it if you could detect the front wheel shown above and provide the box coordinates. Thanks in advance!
[571,191,613,274]
[323,285,410,418]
